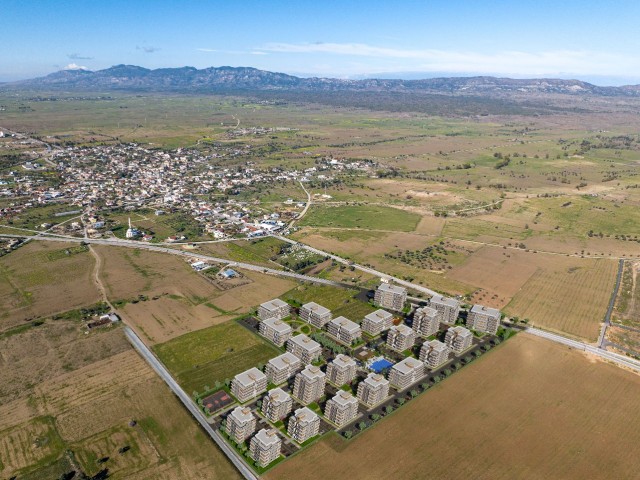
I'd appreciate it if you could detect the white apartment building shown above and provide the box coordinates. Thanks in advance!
[299,302,332,328]
[374,283,407,311]
[250,428,282,468]
[287,407,321,443]
[445,326,474,354]
[259,317,293,347]
[429,294,461,325]
[226,406,256,444]
[386,324,416,352]
[412,305,440,337]
[419,340,451,369]
[258,298,291,321]
[326,316,362,345]
[286,334,322,364]
[261,388,293,422]
[388,357,425,390]
[231,367,267,403]
[326,354,357,386]
[357,373,390,408]
[362,309,393,336]
[467,304,501,334]
[293,365,326,404]
[265,352,302,385]
[324,390,359,427]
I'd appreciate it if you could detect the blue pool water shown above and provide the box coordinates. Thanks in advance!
[369,358,393,373]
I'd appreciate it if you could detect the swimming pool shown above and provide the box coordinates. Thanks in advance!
[369,357,393,373]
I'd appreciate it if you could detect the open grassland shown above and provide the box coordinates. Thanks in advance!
[267,334,640,480]
[0,241,100,330]
[153,321,281,394]
[300,204,421,232]
[505,258,617,341]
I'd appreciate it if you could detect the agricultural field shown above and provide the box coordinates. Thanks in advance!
[152,321,281,395]
[299,204,421,232]
[612,260,640,329]
[266,334,640,480]
[0,241,100,331]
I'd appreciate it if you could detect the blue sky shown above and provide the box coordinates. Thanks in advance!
[2,0,640,84]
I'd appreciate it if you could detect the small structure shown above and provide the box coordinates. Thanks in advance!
[259,317,293,347]
[324,390,359,427]
[362,309,393,336]
[388,357,425,390]
[261,388,293,422]
[467,304,501,334]
[386,324,416,353]
[412,305,440,337]
[293,365,326,405]
[287,407,320,443]
[445,326,473,354]
[429,294,461,325]
[299,302,332,328]
[374,283,407,311]
[258,298,291,322]
[226,406,256,444]
[125,217,140,239]
[286,334,322,365]
[326,354,357,386]
[326,316,361,345]
[265,352,303,385]
[419,340,451,369]
[357,373,390,408]
[230,367,267,403]
[250,429,282,468]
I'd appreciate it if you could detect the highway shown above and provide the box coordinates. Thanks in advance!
[124,326,258,480]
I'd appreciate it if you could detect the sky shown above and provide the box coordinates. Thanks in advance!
[2,0,640,85]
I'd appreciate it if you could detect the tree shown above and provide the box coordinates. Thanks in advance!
[358,421,367,431]
[371,413,381,422]
[385,405,393,414]
[397,398,406,406]
[344,430,353,439]
[410,390,418,398]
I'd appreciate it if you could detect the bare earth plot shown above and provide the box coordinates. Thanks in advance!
[266,334,640,480]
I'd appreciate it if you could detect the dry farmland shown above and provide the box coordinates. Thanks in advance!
[266,334,640,480]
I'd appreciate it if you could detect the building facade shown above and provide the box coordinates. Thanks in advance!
[231,367,267,403]
[259,317,293,347]
[357,373,390,408]
[362,309,393,336]
[299,302,332,328]
[374,283,407,311]
[388,357,425,390]
[419,340,451,369]
[258,298,291,322]
[261,388,293,422]
[428,294,461,325]
[467,304,501,334]
[287,407,321,443]
[265,352,302,385]
[326,354,357,386]
[386,324,416,352]
[326,316,362,345]
[286,334,322,364]
[412,305,440,337]
[445,326,473,354]
[250,429,282,468]
[226,406,256,444]
[293,365,326,404]
[324,390,359,427]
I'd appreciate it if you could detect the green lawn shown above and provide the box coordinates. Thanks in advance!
[300,205,420,232]
[283,284,361,311]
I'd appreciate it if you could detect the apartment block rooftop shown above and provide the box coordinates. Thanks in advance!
[301,301,331,316]
[260,298,289,311]
[234,367,267,387]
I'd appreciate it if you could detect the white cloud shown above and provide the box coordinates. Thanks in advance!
[256,42,638,77]
[63,63,88,71]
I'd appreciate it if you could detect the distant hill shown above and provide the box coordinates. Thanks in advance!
[7,65,640,97]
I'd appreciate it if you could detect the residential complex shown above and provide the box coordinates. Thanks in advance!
[419,340,451,369]
[324,390,359,427]
[386,324,416,352]
[259,317,293,347]
[326,354,357,386]
[265,352,302,385]
[226,406,257,444]
[299,301,332,328]
[326,316,362,345]
[374,283,407,311]
[258,298,291,322]
[249,428,282,468]
[261,388,293,422]
[445,326,474,354]
[388,357,425,390]
[286,334,322,364]
[231,367,267,403]
[362,309,393,336]
[293,365,326,404]
[428,294,461,325]
[467,304,502,334]
[357,373,390,407]
[287,407,321,443]
[412,305,440,337]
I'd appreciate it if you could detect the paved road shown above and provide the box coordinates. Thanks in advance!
[525,326,640,372]
[598,259,625,348]
[124,326,258,480]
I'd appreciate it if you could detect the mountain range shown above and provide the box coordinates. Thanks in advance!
[6,65,640,97]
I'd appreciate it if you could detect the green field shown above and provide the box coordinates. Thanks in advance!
[152,321,281,394]
[283,284,366,311]
[300,205,420,232]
